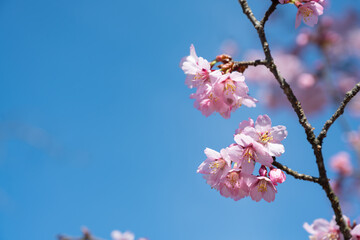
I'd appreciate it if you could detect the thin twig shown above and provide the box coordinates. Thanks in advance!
[318,82,360,143]
[272,159,319,183]
[233,59,268,68]
[260,0,279,27]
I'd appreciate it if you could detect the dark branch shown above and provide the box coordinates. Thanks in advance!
[318,82,360,143]
[238,0,316,146]
[260,0,279,27]
[272,159,319,183]
[233,59,268,68]
[238,0,260,27]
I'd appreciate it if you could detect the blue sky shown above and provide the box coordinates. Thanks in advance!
[0,0,359,239]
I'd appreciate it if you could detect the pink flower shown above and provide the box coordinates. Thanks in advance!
[303,217,347,240]
[234,134,273,169]
[213,72,257,118]
[295,1,324,28]
[330,152,353,176]
[242,114,287,157]
[197,148,232,188]
[189,70,257,119]
[218,169,250,201]
[180,44,211,89]
[248,176,277,202]
[190,82,218,117]
[269,168,286,185]
[351,224,360,240]
[111,231,135,240]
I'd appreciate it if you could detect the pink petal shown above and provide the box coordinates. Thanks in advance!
[270,126,288,142]
[255,114,272,132]
[266,142,285,157]
[204,148,221,160]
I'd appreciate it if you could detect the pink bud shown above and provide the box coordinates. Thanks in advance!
[269,168,286,185]
[259,165,268,177]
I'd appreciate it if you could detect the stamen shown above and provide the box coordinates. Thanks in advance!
[243,147,257,163]
[301,7,313,22]
[259,131,273,144]
[228,172,239,188]
[209,159,226,174]
[224,79,236,93]
[257,179,268,193]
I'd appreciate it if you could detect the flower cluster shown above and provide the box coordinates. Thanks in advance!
[180,45,257,118]
[197,115,287,202]
[304,216,360,239]
[279,0,326,28]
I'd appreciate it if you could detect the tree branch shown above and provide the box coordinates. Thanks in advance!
[260,0,279,27]
[318,82,360,143]
[238,0,316,146]
[237,0,353,238]
[233,59,268,68]
[272,159,319,183]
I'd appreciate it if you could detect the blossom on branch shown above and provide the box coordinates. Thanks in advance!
[295,1,324,28]
[197,148,232,188]
[197,115,287,202]
[249,175,277,202]
[303,216,354,240]
[180,44,211,89]
[180,45,256,118]
[278,0,326,28]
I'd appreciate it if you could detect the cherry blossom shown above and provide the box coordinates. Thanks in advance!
[180,44,211,89]
[197,148,232,188]
[241,114,287,157]
[303,216,351,240]
[295,1,324,28]
[351,225,360,240]
[248,176,277,202]
[218,169,250,201]
[213,72,257,118]
[234,134,274,168]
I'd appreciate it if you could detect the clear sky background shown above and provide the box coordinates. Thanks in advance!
[0,0,359,239]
